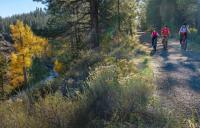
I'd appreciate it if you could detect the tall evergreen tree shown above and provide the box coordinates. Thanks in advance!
[34,0,138,48]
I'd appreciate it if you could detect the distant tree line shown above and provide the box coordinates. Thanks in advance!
[0,8,48,36]
[140,0,200,33]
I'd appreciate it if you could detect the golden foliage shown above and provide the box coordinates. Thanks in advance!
[8,20,48,87]
[46,44,53,57]
[54,60,63,73]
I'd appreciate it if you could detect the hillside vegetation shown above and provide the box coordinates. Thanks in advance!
[0,0,200,128]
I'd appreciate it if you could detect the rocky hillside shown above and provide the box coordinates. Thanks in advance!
[0,34,14,57]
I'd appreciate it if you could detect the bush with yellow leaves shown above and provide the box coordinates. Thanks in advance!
[53,60,63,73]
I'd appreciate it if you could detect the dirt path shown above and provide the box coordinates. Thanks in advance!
[151,40,200,124]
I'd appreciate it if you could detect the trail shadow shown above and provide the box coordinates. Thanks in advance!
[162,63,178,72]
[160,50,169,58]
[154,41,200,93]
[157,49,170,61]
[158,76,179,90]
[181,62,197,72]
[187,75,200,91]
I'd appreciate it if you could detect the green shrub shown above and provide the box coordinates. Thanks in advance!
[86,64,154,121]
[29,57,50,84]
[0,60,179,128]
[87,65,121,120]
[189,27,198,42]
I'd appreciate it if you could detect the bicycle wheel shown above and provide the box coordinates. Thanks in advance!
[164,39,167,50]
[181,35,186,50]
[184,40,187,50]
[183,38,186,50]
[153,38,157,51]
[162,38,167,50]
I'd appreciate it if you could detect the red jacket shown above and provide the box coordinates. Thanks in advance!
[151,31,159,38]
[161,27,170,37]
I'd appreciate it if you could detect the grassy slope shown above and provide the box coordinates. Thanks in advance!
[0,34,180,128]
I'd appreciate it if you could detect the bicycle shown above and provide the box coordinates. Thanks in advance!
[162,36,168,50]
[152,37,157,51]
[181,34,187,50]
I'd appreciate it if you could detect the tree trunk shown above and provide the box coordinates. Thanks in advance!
[129,18,133,35]
[118,0,121,31]
[0,73,3,93]
[19,33,28,85]
[90,0,99,48]
[22,55,28,85]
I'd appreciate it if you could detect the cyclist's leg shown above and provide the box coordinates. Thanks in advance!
[185,33,188,50]
[152,37,154,47]
[164,37,167,50]
[163,37,167,49]
[152,37,155,50]
[166,37,168,49]
[162,37,165,49]
[183,37,187,50]
[154,38,157,51]
[180,34,183,44]
[180,34,184,49]
[185,40,187,50]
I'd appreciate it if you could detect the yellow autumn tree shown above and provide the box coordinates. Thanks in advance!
[8,20,48,87]
[54,60,63,74]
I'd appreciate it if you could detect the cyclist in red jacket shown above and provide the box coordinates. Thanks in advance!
[151,29,159,51]
[161,25,170,50]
